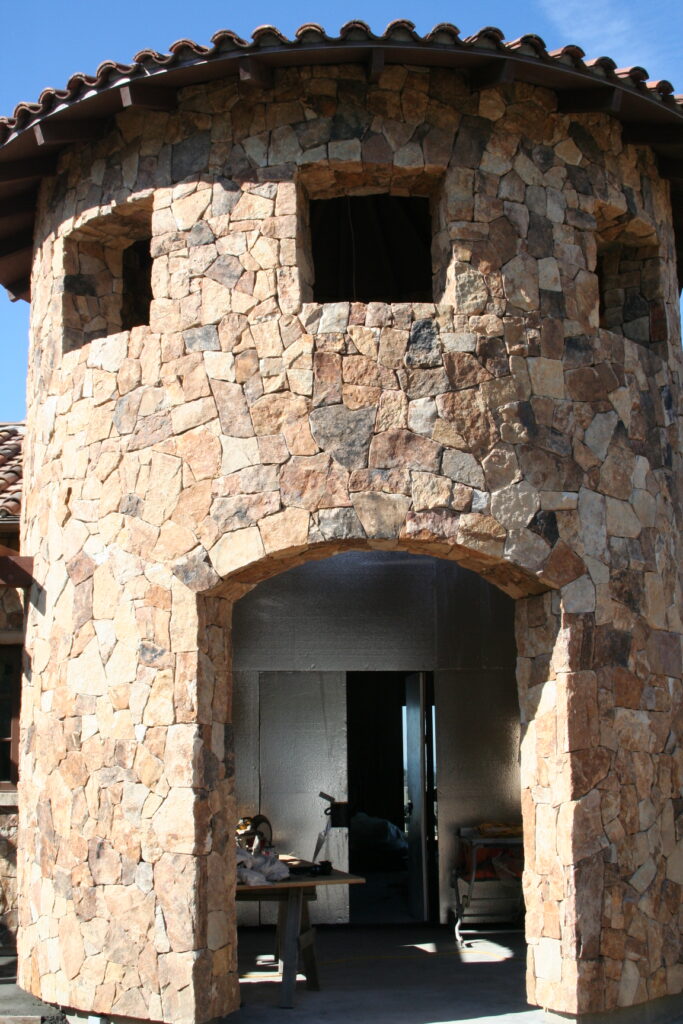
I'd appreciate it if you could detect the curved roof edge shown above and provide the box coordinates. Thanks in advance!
[0,20,681,301]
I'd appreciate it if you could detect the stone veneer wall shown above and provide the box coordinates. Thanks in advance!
[0,582,23,947]
[18,63,683,1023]
[0,808,18,946]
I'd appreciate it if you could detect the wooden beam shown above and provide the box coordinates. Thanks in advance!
[622,123,683,145]
[238,58,274,89]
[469,59,514,91]
[0,192,37,218]
[0,157,57,183]
[0,555,33,588]
[368,49,385,83]
[557,87,622,114]
[34,120,98,147]
[0,232,33,260]
[119,82,177,112]
[5,276,30,302]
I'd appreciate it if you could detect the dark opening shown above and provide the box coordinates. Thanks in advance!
[310,195,432,303]
[121,238,153,331]
[347,670,438,925]
[0,646,21,788]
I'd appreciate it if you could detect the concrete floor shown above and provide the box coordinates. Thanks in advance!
[0,952,61,1023]
[236,924,546,1023]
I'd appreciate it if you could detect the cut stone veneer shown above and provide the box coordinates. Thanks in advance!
[18,63,683,1023]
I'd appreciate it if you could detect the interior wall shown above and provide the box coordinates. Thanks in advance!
[232,551,520,924]
[233,670,348,925]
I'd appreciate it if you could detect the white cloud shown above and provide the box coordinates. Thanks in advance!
[535,0,681,84]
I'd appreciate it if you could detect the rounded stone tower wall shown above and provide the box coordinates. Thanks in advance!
[16,56,683,1024]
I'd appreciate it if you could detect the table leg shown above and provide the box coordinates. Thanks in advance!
[278,888,303,1008]
[299,900,320,991]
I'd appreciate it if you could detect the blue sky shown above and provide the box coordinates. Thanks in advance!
[1,0,681,421]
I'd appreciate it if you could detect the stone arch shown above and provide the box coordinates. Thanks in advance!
[186,532,604,1021]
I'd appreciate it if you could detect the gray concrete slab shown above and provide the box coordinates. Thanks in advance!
[0,954,61,1023]
[236,925,546,1023]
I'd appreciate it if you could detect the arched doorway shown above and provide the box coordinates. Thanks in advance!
[230,549,526,988]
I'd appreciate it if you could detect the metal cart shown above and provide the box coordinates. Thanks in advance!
[451,827,524,946]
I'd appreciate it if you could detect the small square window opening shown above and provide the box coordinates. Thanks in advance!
[310,195,433,304]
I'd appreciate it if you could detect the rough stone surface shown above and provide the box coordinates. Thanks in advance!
[16,56,683,1024]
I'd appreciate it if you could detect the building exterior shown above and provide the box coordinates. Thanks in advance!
[0,19,682,1024]
[0,425,25,949]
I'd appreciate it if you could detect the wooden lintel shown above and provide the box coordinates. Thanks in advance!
[0,555,33,588]
[368,48,385,83]
[0,192,37,219]
[657,158,683,182]
[0,232,33,260]
[34,120,98,147]
[469,59,514,91]
[120,82,177,112]
[0,157,57,184]
[238,58,274,90]
[557,87,622,115]
[622,123,683,146]
[6,276,30,302]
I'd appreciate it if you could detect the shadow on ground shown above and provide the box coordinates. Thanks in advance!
[237,924,546,1024]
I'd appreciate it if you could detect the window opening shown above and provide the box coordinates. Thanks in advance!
[62,200,153,352]
[310,195,432,304]
[121,239,153,331]
[0,646,21,787]
[596,240,665,349]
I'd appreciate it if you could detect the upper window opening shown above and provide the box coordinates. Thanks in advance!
[121,239,153,331]
[310,195,432,304]
[596,241,666,349]
[62,199,153,353]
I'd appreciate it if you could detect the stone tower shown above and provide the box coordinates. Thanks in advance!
[0,19,682,1024]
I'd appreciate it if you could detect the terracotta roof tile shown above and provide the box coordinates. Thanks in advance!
[0,21,680,300]
[0,20,680,139]
[0,425,23,521]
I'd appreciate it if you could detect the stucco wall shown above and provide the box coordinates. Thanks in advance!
[17,62,683,1023]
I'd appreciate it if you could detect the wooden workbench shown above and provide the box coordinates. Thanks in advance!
[236,858,365,1007]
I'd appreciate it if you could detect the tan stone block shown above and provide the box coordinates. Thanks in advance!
[376,390,408,431]
[143,669,175,727]
[282,418,319,455]
[605,497,641,538]
[67,637,108,697]
[259,507,310,554]
[528,358,565,399]
[378,328,407,368]
[209,526,265,577]
[164,724,201,787]
[152,522,198,561]
[175,428,222,481]
[58,915,86,981]
[411,472,452,511]
[280,454,350,510]
[457,513,506,558]
[171,396,217,435]
[232,192,273,221]
[502,254,539,311]
[352,492,411,539]
[348,325,379,359]
[201,277,231,325]
[250,392,309,435]
[151,790,200,857]
[172,188,211,230]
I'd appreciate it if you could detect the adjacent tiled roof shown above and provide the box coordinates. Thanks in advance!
[0,21,681,299]
[0,425,23,520]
